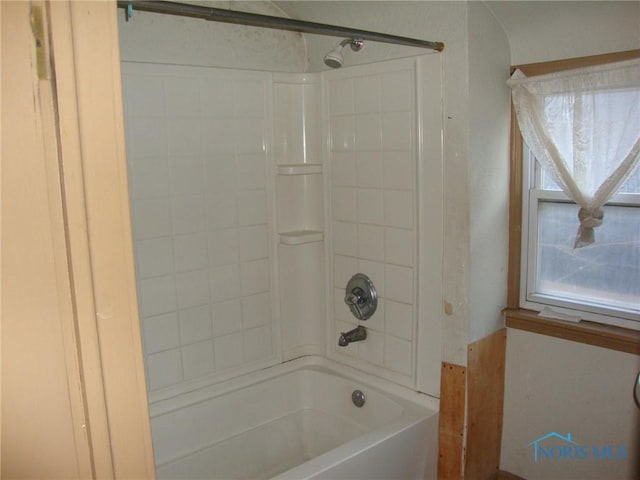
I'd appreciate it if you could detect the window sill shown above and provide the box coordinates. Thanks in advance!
[503,308,640,355]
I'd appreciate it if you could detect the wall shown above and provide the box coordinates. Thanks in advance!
[501,330,640,479]
[467,2,510,342]
[117,1,306,71]
[487,1,640,66]
[493,2,640,478]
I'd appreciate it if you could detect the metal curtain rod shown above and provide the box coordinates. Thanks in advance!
[117,0,444,52]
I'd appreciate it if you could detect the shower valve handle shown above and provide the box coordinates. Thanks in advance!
[344,274,377,321]
[345,288,367,319]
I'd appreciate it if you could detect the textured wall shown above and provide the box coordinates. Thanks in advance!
[467,2,511,343]
[501,330,640,479]
[487,1,640,65]
[117,1,307,71]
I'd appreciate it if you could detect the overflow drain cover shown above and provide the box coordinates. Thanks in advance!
[351,389,366,408]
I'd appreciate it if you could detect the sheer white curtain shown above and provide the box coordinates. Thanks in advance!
[508,58,640,247]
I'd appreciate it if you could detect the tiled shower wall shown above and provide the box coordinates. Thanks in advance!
[122,63,277,392]
[327,59,418,387]
[123,58,427,393]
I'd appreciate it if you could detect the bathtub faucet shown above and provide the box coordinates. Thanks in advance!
[338,326,367,347]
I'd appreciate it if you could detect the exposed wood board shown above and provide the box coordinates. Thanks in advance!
[465,329,507,480]
[438,362,467,480]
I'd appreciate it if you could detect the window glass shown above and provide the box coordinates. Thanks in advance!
[618,163,640,194]
[536,201,640,314]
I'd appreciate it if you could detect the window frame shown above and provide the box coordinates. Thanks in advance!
[505,49,640,354]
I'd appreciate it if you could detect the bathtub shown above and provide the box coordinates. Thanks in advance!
[150,356,439,480]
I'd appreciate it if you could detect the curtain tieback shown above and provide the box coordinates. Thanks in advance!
[575,207,604,248]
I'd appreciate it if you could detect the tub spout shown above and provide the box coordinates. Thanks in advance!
[338,326,367,347]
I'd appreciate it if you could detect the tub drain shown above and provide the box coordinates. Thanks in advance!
[351,389,365,407]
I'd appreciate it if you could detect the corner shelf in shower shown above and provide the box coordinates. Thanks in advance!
[276,164,322,176]
[278,230,324,245]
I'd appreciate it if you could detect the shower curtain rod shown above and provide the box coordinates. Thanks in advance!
[117,0,444,52]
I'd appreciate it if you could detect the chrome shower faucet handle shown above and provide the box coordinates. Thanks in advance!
[344,273,377,321]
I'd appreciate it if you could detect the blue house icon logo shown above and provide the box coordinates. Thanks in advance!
[529,432,580,462]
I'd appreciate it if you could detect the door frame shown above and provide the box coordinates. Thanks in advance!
[48,1,155,476]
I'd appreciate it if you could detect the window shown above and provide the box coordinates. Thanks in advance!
[521,146,640,328]
[506,51,640,339]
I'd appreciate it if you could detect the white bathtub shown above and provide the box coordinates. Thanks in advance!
[150,356,439,480]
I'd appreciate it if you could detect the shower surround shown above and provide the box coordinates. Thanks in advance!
[119,3,444,476]
[326,59,419,388]
[122,56,442,399]
[123,64,278,392]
